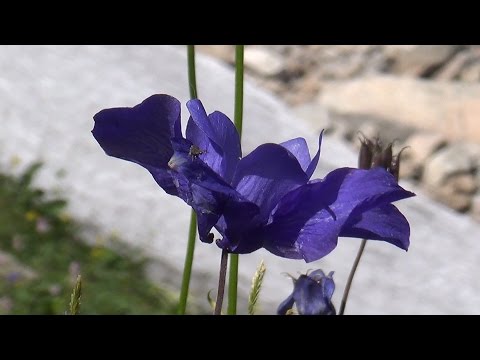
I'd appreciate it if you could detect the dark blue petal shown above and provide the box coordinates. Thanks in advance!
[264,167,415,262]
[279,131,324,179]
[191,187,260,248]
[232,143,308,220]
[189,182,223,242]
[92,95,182,197]
[293,275,329,315]
[215,209,264,254]
[279,138,311,173]
[168,138,259,243]
[92,94,181,168]
[169,138,233,193]
[214,196,264,254]
[277,291,296,315]
[309,269,326,282]
[148,168,186,197]
[305,130,324,179]
[340,203,410,250]
[321,273,335,301]
[279,270,336,315]
[186,100,220,145]
[186,109,241,183]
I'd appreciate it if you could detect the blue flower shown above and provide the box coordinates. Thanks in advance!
[92,94,415,262]
[278,269,336,315]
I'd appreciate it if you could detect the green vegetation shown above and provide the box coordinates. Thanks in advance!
[0,162,177,314]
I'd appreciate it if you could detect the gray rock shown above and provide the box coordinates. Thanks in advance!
[457,142,480,169]
[460,62,480,82]
[423,144,475,187]
[471,193,480,222]
[311,45,383,80]
[435,51,473,80]
[450,173,478,194]
[318,75,480,143]
[424,174,475,211]
[244,46,285,77]
[291,102,332,132]
[384,45,460,76]
[198,45,234,64]
[398,157,417,180]
[354,122,382,148]
[283,72,321,105]
[402,132,447,178]
[295,101,416,148]
[420,142,479,210]
[405,132,447,167]
[2,45,480,314]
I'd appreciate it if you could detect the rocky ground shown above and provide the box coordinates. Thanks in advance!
[199,45,480,221]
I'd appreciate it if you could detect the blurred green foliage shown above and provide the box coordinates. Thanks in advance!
[0,162,177,314]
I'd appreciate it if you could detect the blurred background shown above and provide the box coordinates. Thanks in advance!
[1,45,479,314]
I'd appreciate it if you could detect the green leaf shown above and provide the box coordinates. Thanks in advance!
[18,162,43,189]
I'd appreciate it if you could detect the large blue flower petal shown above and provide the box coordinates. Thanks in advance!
[232,143,309,220]
[279,131,323,179]
[264,167,415,262]
[279,138,311,173]
[340,203,410,250]
[92,95,182,196]
[92,94,181,168]
[186,108,241,183]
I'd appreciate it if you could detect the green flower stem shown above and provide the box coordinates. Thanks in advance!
[227,45,244,315]
[233,45,244,135]
[227,254,239,315]
[177,45,198,315]
[187,45,198,99]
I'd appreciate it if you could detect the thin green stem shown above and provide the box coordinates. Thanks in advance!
[339,239,367,315]
[178,211,197,314]
[177,45,199,315]
[187,45,198,99]
[233,45,244,134]
[227,45,244,315]
[227,254,239,315]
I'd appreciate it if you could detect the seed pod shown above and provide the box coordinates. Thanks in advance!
[357,134,407,183]
[358,137,374,169]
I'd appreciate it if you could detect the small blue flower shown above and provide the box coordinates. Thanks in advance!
[278,269,336,315]
[5,271,22,284]
[92,94,415,262]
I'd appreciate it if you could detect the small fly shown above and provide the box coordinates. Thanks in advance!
[189,145,206,159]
